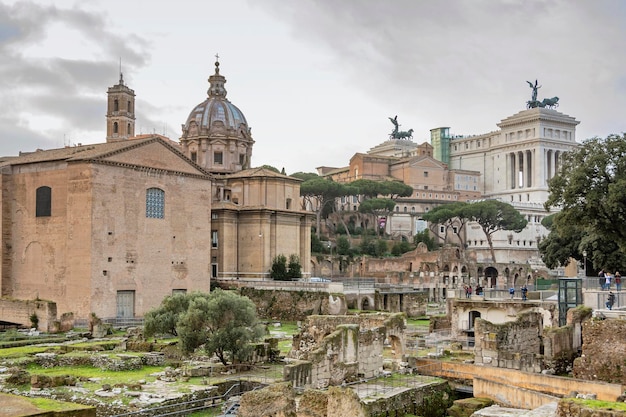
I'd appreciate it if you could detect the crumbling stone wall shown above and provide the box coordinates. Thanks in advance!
[573,318,626,384]
[542,306,591,375]
[474,312,544,372]
[239,382,297,417]
[0,298,57,332]
[240,288,347,320]
[286,313,405,388]
[374,291,429,317]
[557,398,626,417]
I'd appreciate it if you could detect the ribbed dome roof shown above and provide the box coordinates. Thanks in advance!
[182,60,250,135]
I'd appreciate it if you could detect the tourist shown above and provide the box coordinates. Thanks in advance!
[605,273,612,291]
[467,285,472,298]
[615,271,622,291]
[521,285,528,301]
[606,291,616,310]
[598,269,605,290]
[509,287,515,299]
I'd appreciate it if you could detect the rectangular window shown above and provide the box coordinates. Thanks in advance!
[36,186,52,217]
[190,152,197,163]
[424,171,429,178]
[239,154,245,166]
[212,230,218,248]
[214,152,223,164]
[146,188,165,218]
[172,289,187,295]
[212,213,219,220]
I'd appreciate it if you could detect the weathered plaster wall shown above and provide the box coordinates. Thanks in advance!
[415,359,624,402]
[239,288,347,320]
[0,298,57,332]
[474,312,544,372]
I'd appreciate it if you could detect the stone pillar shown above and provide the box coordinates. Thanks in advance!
[525,150,532,188]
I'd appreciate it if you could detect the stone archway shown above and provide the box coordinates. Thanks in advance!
[485,266,498,288]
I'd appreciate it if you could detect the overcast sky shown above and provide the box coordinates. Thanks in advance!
[1,0,624,174]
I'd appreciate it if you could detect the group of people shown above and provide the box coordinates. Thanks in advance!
[508,285,529,301]
[463,285,483,298]
[598,269,620,310]
[598,269,622,291]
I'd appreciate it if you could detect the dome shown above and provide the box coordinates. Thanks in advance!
[184,98,248,133]
[180,59,254,174]
[181,60,251,138]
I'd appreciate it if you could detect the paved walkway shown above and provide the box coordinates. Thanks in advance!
[0,393,46,417]
[473,402,557,417]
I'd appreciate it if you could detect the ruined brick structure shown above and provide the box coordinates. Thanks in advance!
[284,313,405,389]
[573,318,626,384]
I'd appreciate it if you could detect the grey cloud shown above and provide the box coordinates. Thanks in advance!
[254,0,626,139]
[0,1,151,152]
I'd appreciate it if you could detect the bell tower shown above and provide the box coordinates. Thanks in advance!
[106,72,135,142]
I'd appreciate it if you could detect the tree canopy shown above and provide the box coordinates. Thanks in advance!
[349,179,413,199]
[300,177,353,238]
[466,200,527,262]
[541,134,626,272]
[144,290,264,365]
[358,198,396,236]
[422,200,527,262]
[422,202,469,247]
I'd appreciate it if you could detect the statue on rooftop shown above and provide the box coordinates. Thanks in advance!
[525,80,559,109]
[527,79,541,102]
[388,115,399,135]
[388,116,414,140]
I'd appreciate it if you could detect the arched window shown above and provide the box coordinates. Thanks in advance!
[113,122,118,134]
[36,186,52,217]
[146,188,165,218]
[127,123,131,135]
[114,99,119,111]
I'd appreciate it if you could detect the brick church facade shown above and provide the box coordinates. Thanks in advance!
[0,60,311,326]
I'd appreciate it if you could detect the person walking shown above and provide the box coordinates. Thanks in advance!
[509,287,515,299]
[615,271,622,291]
[521,285,528,301]
[606,291,616,310]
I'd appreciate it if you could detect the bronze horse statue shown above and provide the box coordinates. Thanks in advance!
[394,129,414,140]
[527,96,559,109]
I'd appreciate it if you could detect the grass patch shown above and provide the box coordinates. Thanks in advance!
[25,363,164,386]
[0,345,61,358]
[25,397,92,411]
[406,318,430,328]
[568,398,626,411]
[277,339,293,355]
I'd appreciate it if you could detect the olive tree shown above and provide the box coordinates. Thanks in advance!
[144,290,264,365]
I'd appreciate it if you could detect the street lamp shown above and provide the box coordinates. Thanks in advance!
[582,250,587,277]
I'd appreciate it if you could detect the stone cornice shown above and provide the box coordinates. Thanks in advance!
[84,159,213,181]
[497,108,579,129]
